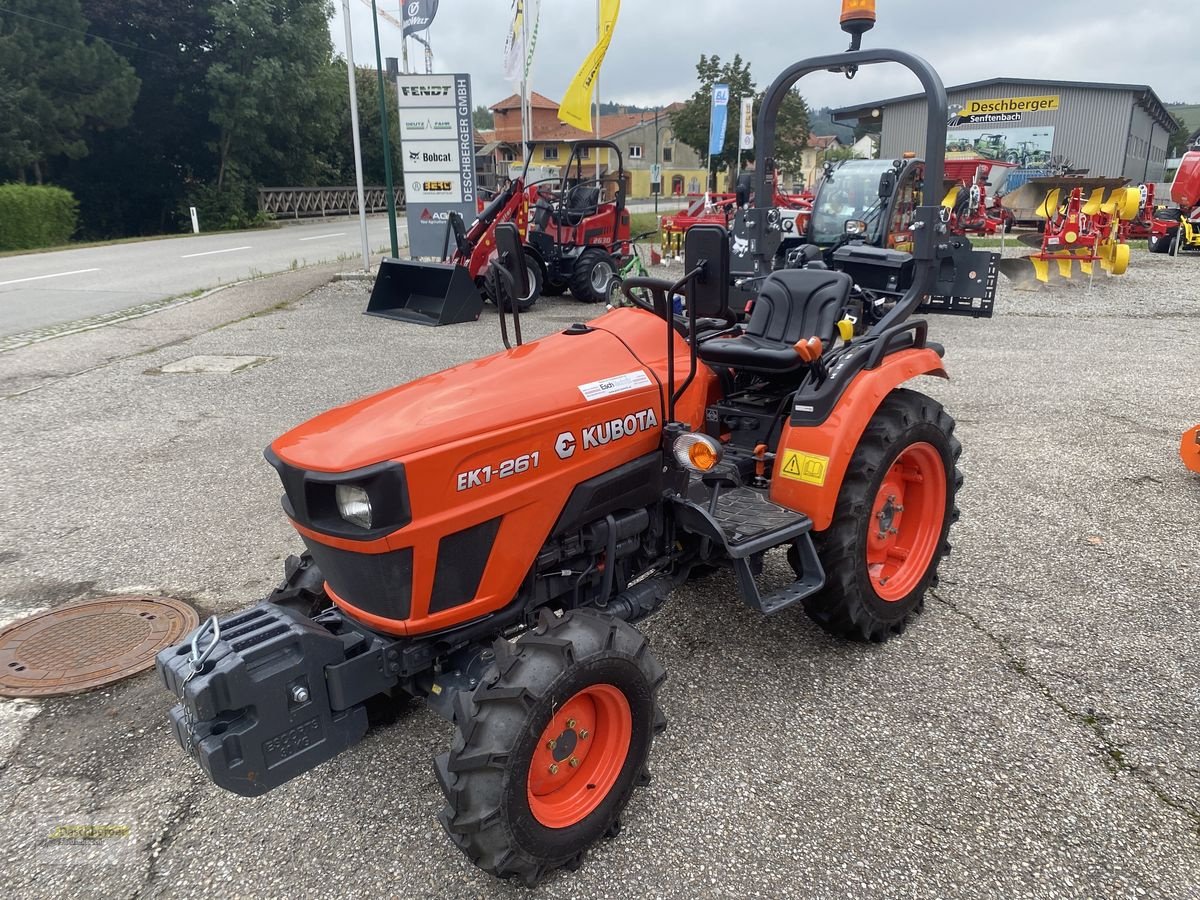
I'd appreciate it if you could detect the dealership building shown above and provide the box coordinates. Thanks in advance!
[833,77,1178,183]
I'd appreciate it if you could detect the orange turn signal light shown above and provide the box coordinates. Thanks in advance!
[673,433,724,473]
[689,441,719,471]
[841,0,876,28]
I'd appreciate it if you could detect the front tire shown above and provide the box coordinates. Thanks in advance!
[801,389,961,642]
[570,248,616,303]
[491,250,543,312]
[435,610,666,885]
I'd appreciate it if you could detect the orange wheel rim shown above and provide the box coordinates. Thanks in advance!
[865,442,946,602]
[527,684,632,828]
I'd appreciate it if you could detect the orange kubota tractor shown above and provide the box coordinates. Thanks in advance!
[157,1,996,884]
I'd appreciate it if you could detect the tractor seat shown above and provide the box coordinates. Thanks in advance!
[558,186,600,226]
[699,269,852,374]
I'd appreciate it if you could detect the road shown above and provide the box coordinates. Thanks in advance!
[0,204,684,342]
[0,216,403,340]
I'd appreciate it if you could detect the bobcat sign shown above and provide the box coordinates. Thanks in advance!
[397,73,478,257]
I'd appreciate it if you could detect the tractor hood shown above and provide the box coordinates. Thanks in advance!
[272,320,657,474]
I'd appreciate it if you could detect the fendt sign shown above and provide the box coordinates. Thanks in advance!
[396,73,478,257]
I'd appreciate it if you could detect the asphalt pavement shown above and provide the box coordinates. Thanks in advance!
[0,216,403,340]
[0,252,1197,899]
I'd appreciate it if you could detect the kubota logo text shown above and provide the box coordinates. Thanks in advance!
[555,408,658,461]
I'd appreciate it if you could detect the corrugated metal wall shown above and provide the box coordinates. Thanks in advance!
[878,83,1152,180]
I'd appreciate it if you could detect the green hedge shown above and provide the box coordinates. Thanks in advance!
[0,184,79,251]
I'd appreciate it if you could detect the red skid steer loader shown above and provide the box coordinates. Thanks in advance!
[367,142,632,325]
[157,0,997,885]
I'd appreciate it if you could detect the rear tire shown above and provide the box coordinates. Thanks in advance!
[801,389,961,642]
[570,248,616,303]
[435,610,666,885]
[1150,229,1177,255]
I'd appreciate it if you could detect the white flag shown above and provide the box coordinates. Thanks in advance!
[502,1,524,82]
[739,97,755,151]
[502,0,540,84]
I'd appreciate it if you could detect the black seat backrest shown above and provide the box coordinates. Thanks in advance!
[563,185,600,224]
[746,269,852,347]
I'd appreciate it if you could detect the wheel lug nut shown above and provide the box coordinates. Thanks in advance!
[566,718,576,729]
[546,739,556,751]
[569,757,580,768]
[549,764,559,774]
[579,730,589,740]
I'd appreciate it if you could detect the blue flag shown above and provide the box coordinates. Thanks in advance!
[708,83,730,157]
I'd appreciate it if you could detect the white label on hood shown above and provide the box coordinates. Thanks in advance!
[578,370,653,402]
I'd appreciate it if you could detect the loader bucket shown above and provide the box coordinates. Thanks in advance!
[1182,425,1200,475]
[365,258,483,327]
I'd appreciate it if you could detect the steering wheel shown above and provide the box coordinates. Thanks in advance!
[619,276,669,315]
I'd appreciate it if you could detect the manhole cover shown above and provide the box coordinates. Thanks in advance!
[158,355,272,374]
[0,596,199,698]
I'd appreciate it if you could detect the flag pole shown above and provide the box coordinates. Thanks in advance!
[594,0,601,183]
[369,0,399,258]
[520,1,530,159]
[341,0,371,271]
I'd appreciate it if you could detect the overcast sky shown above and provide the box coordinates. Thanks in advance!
[330,1,1200,113]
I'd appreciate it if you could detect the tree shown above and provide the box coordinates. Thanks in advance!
[205,0,340,190]
[670,54,809,190]
[473,104,495,131]
[0,0,139,183]
[1167,113,1193,159]
[66,0,216,235]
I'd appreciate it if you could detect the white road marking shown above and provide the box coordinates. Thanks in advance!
[298,232,347,242]
[0,268,100,288]
[181,246,252,259]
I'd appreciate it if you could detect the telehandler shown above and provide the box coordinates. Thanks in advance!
[158,1,996,884]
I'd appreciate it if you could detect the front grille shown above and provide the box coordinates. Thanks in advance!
[301,538,413,622]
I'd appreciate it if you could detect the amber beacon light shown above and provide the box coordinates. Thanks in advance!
[840,0,877,34]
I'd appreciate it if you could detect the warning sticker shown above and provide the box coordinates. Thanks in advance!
[578,370,653,402]
[780,450,830,486]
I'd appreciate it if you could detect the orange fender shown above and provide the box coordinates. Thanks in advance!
[769,348,949,531]
[1183,425,1200,474]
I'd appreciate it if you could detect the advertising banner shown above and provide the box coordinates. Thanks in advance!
[402,0,440,38]
[949,94,1060,127]
[708,83,730,157]
[945,126,1055,166]
[739,96,754,151]
[558,0,621,131]
[397,73,478,257]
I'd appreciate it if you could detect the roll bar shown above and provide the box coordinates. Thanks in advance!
[751,48,950,336]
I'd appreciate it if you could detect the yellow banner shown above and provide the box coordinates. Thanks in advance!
[558,0,620,132]
[961,95,1060,116]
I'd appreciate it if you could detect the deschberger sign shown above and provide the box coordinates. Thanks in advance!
[397,73,477,257]
[951,94,1060,126]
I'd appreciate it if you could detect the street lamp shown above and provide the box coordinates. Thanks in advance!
[649,109,672,214]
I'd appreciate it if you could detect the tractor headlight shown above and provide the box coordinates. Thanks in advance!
[673,433,723,473]
[335,484,373,529]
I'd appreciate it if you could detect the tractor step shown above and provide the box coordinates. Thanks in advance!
[672,485,826,615]
[750,535,825,616]
[680,484,812,558]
